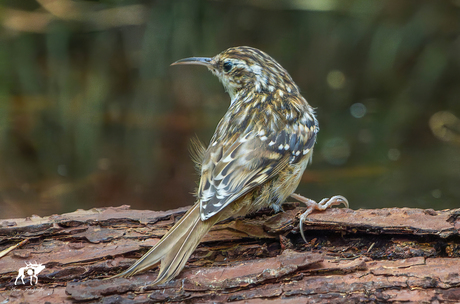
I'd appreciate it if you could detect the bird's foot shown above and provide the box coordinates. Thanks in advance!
[291,193,349,243]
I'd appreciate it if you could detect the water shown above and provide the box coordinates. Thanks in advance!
[1,0,459,218]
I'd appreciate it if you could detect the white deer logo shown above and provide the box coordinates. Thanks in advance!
[14,262,45,285]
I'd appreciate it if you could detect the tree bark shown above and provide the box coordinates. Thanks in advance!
[1,203,460,303]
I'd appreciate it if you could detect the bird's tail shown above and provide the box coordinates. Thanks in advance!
[110,203,217,285]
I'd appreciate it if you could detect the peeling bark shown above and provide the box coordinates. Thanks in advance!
[1,203,460,303]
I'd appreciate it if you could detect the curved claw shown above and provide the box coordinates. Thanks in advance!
[339,196,349,208]
[298,207,314,243]
[299,217,307,243]
[320,195,349,209]
[295,194,349,243]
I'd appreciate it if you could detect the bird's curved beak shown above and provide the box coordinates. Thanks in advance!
[171,57,213,67]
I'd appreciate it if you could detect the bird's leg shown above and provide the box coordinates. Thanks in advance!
[291,193,349,243]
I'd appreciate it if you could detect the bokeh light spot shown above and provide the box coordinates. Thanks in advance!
[350,103,367,118]
[321,137,351,165]
[431,189,442,198]
[57,165,68,176]
[326,70,346,89]
[388,148,401,161]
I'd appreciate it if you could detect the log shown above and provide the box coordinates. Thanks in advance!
[1,203,460,303]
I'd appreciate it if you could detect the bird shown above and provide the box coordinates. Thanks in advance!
[111,46,348,285]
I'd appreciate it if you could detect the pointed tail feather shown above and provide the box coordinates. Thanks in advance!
[153,213,202,284]
[110,203,216,284]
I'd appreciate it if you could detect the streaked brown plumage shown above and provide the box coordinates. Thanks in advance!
[111,46,348,285]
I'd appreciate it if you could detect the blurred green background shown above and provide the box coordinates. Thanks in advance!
[1,0,459,219]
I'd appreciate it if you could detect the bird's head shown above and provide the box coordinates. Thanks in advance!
[171,46,299,101]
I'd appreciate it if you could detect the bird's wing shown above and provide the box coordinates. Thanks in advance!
[198,119,318,221]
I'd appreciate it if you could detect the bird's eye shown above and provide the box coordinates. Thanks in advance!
[223,61,233,73]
